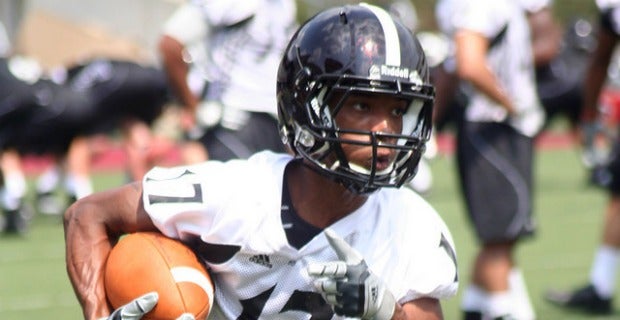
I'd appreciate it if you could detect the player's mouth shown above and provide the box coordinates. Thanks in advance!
[375,150,394,174]
[374,154,393,172]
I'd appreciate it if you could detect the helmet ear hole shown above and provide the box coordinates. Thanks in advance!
[294,67,311,91]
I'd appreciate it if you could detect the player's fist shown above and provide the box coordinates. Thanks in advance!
[307,229,396,320]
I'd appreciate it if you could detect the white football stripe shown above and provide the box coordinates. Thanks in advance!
[171,266,214,309]
[361,3,401,66]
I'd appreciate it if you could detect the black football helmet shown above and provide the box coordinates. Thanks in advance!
[277,3,434,194]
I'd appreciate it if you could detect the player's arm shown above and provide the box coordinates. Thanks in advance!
[526,6,561,67]
[431,62,460,125]
[392,298,443,319]
[453,29,516,115]
[158,35,200,130]
[308,230,445,319]
[64,181,158,320]
[581,22,618,122]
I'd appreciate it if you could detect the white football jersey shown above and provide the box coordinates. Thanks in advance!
[598,0,620,10]
[518,0,552,13]
[436,0,545,137]
[162,0,296,126]
[142,151,458,319]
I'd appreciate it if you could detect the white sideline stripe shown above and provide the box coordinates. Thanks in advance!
[170,266,214,308]
[361,3,400,66]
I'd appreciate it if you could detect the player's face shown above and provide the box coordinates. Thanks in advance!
[333,93,407,172]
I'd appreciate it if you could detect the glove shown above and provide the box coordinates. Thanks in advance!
[102,292,159,320]
[581,121,612,169]
[508,105,545,138]
[307,229,396,320]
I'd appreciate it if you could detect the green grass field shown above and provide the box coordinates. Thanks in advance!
[0,145,617,319]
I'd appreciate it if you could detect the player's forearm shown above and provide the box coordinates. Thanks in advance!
[527,8,561,67]
[582,29,617,121]
[167,64,199,113]
[582,61,609,121]
[431,66,460,124]
[64,201,115,319]
[392,298,443,320]
[460,65,515,115]
[454,31,515,115]
[64,183,152,319]
[159,35,199,113]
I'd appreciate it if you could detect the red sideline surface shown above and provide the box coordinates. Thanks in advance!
[21,136,183,175]
[20,131,575,175]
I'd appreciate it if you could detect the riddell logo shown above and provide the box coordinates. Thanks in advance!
[381,65,409,79]
[369,64,423,86]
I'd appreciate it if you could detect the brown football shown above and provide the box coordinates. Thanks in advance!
[104,232,213,320]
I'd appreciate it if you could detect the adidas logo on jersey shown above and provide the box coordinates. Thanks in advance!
[249,254,273,268]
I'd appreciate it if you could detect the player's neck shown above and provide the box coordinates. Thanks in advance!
[286,161,367,229]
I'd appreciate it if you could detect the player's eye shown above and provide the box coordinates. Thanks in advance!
[392,106,407,117]
[352,102,370,112]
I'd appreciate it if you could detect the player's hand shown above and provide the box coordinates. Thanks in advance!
[103,292,159,320]
[307,229,396,320]
[508,105,545,138]
[580,120,612,169]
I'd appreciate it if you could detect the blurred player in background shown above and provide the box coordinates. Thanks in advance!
[158,0,296,163]
[33,58,170,215]
[0,54,169,231]
[432,0,591,136]
[0,53,94,233]
[545,1,620,315]
[436,0,544,318]
[64,4,458,319]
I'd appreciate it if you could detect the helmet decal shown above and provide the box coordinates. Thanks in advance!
[361,3,401,65]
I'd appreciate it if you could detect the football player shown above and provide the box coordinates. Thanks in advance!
[158,0,296,163]
[0,54,92,233]
[32,58,170,214]
[545,0,620,315]
[435,0,544,319]
[0,56,169,228]
[64,3,458,319]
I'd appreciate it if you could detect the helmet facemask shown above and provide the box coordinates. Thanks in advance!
[288,74,434,194]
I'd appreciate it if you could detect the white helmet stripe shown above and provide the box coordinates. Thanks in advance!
[361,3,401,66]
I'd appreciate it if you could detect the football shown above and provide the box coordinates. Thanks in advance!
[104,232,214,320]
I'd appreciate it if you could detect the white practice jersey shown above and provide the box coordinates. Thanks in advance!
[518,0,552,13]
[436,0,545,137]
[162,0,296,123]
[142,151,458,319]
[598,0,620,10]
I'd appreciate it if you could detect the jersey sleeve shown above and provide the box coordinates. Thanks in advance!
[377,191,459,302]
[404,214,458,300]
[518,0,552,13]
[161,3,207,46]
[142,166,217,238]
[449,0,509,39]
[142,152,290,242]
[193,0,260,27]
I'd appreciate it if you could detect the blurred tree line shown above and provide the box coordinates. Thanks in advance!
[297,0,599,31]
